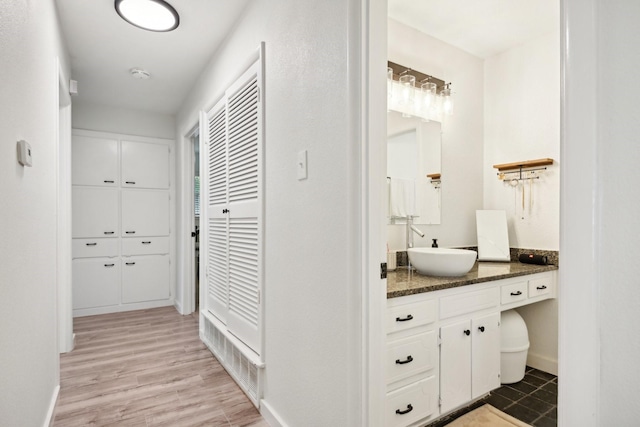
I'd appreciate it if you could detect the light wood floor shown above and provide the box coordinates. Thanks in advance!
[53,306,268,427]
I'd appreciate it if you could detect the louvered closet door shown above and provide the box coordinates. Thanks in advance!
[225,62,262,353]
[205,98,229,321]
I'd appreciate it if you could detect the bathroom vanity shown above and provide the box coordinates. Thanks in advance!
[385,262,557,427]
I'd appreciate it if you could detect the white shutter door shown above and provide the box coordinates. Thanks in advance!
[226,61,262,353]
[205,99,229,321]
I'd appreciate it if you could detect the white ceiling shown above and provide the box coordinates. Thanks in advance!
[55,0,251,115]
[388,0,559,59]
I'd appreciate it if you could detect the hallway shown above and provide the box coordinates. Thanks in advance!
[53,307,267,426]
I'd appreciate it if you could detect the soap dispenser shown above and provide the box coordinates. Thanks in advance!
[432,239,438,248]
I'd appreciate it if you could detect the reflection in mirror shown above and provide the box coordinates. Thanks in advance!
[387,111,441,225]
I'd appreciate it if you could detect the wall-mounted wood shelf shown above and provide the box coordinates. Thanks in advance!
[427,173,441,180]
[492,158,554,172]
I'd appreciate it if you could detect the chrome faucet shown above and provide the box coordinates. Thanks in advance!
[406,216,425,249]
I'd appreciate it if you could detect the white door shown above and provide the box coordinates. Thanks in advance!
[440,319,472,413]
[121,140,170,189]
[204,98,229,322]
[471,312,501,398]
[72,135,118,186]
[121,190,169,237]
[225,63,263,352]
[72,187,119,238]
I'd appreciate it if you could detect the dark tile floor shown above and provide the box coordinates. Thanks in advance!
[427,366,558,426]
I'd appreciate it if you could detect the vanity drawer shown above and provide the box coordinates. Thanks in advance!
[528,276,552,298]
[387,331,437,385]
[386,376,438,427]
[501,281,528,305]
[386,299,437,335]
[73,238,118,258]
[122,237,169,256]
[440,287,499,320]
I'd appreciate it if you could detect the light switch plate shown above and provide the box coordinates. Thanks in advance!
[297,150,308,180]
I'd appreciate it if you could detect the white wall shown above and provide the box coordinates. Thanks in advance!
[387,18,484,250]
[175,0,363,425]
[483,30,560,375]
[484,31,560,250]
[72,100,176,139]
[0,1,70,425]
[596,1,640,423]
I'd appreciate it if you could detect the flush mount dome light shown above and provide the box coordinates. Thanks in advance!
[115,0,179,32]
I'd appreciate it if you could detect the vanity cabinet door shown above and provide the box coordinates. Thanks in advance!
[471,312,501,398]
[439,319,472,413]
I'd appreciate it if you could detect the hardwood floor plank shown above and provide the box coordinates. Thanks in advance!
[53,306,265,427]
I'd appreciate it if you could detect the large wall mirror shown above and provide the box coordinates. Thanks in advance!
[387,110,442,225]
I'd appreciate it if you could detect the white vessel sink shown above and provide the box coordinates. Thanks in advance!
[407,247,477,277]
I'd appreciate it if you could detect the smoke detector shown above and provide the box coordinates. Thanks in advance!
[130,68,151,80]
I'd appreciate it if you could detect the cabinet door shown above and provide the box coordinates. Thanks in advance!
[72,135,118,186]
[122,255,170,303]
[471,312,501,398]
[121,140,169,189]
[72,188,119,238]
[440,319,472,413]
[72,258,120,309]
[121,190,169,237]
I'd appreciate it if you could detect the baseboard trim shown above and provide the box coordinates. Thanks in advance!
[73,299,174,317]
[527,352,558,376]
[260,400,287,427]
[44,385,60,427]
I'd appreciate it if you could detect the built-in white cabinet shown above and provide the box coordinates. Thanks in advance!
[72,258,120,309]
[386,270,556,427]
[440,312,500,414]
[72,135,119,187]
[122,255,170,303]
[72,188,119,238]
[121,190,169,237]
[121,140,169,189]
[71,130,173,316]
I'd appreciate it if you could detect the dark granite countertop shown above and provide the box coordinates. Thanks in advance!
[387,261,558,299]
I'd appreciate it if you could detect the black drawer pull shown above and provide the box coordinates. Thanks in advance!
[222,208,229,214]
[125,262,136,266]
[478,326,485,333]
[142,241,151,244]
[126,231,136,234]
[104,231,114,235]
[396,404,413,415]
[86,243,97,246]
[464,329,471,336]
[104,263,115,267]
[395,355,413,365]
[125,181,136,185]
[396,314,413,322]
[537,285,547,290]
[103,180,114,183]
[510,291,522,296]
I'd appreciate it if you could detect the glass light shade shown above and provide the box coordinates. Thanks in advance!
[398,74,416,117]
[387,67,393,112]
[115,0,180,32]
[440,87,454,116]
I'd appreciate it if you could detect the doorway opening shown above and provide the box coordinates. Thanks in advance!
[192,130,201,313]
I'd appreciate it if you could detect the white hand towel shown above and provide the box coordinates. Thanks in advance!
[389,178,416,218]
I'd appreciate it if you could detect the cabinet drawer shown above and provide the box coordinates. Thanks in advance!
[122,237,169,256]
[500,281,527,305]
[387,331,437,385]
[528,276,552,298]
[386,299,437,334]
[386,376,438,427]
[73,238,119,258]
[440,287,499,320]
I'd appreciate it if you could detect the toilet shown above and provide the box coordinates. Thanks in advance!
[500,309,530,384]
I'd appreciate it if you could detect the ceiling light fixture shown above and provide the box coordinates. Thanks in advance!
[115,0,179,32]
[130,68,151,79]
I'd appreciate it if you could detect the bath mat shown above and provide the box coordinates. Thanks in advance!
[444,404,531,427]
